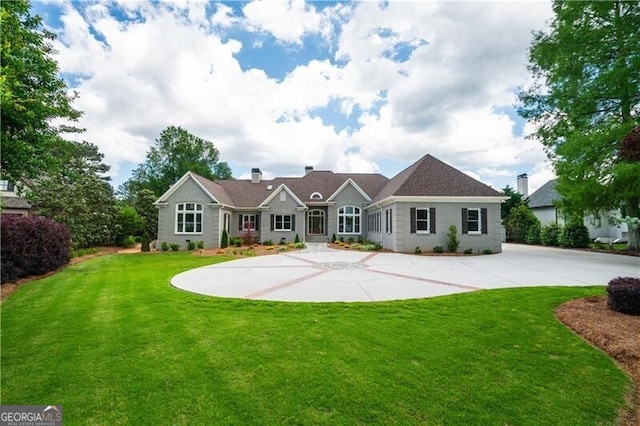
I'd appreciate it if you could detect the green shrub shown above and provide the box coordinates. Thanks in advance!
[187,241,196,250]
[278,238,287,246]
[221,229,229,248]
[339,236,345,243]
[170,243,180,251]
[507,204,541,243]
[263,239,273,246]
[463,248,473,255]
[72,247,99,258]
[414,246,422,254]
[331,234,337,243]
[540,223,562,246]
[232,237,243,247]
[347,237,355,244]
[161,241,169,251]
[560,222,591,248]
[294,234,301,244]
[196,241,204,250]
[446,225,460,253]
[141,230,151,252]
[123,236,137,248]
[433,246,444,253]
[134,236,143,243]
[607,277,640,315]
[294,242,306,249]
[525,222,541,245]
[278,246,288,252]
[482,249,493,255]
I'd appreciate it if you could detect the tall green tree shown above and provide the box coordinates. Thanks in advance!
[122,126,232,198]
[518,1,640,250]
[27,140,118,249]
[1,0,82,182]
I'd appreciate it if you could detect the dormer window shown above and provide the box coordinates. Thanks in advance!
[310,192,323,200]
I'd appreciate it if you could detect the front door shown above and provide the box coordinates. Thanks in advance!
[307,209,325,235]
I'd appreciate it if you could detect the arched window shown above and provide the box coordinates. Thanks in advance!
[176,203,203,234]
[338,205,361,234]
[310,192,323,200]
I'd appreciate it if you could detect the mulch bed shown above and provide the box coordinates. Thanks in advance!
[556,297,640,425]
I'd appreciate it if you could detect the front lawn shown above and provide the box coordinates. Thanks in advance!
[1,253,631,425]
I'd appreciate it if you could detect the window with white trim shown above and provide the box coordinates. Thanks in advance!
[338,205,360,234]
[415,208,430,233]
[467,208,481,234]
[176,203,203,234]
[310,192,323,200]
[242,214,256,231]
[274,214,292,231]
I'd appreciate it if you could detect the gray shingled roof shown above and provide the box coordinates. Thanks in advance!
[527,179,559,208]
[167,154,502,208]
[1,196,31,209]
[371,154,503,203]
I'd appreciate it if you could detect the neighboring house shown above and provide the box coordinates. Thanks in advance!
[527,179,628,241]
[0,180,31,216]
[155,154,508,253]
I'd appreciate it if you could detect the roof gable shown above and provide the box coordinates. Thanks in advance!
[327,178,372,202]
[528,179,559,208]
[259,184,305,207]
[155,172,222,205]
[372,154,503,203]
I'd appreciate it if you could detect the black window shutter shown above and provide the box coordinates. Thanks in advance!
[430,207,436,234]
[255,214,260,231]
[410,208,416,233]
[462,208,468,234]
[481,208,488,234]
[239,214,243,231]
[389,209,392,234]
[291,215,296,231]
[270,214,275,231]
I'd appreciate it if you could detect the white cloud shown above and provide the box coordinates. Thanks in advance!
[46,0,554,190]
[241,0,330,45]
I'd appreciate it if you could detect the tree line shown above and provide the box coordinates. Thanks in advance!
[0,0,231,250]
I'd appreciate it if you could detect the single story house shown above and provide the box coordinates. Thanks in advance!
[155,154,508,253]
[527,179,628,241]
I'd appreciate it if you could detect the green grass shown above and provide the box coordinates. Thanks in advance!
[1,253,632,425]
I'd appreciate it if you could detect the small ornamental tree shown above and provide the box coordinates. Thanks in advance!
[446,225,460,253]
[1,215,71,283]
[242,222,254,246]
[220,229,229,248]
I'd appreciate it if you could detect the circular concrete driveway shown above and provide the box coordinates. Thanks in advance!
[171,244,640,302]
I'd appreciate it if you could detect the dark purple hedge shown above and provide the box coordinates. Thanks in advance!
[607,276,640,316]
[1,215,71,283]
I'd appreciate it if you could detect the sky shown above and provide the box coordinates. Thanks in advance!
[33,0,556,194]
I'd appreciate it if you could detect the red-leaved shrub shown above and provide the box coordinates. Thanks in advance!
[607,276,640,316]
[1,215,71,283]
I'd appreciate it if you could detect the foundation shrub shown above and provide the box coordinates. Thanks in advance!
[559,222,591,248]
[540,224,562,246]
[446,225,460,253]
[1,215,71,283]
[607,277,640,315]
